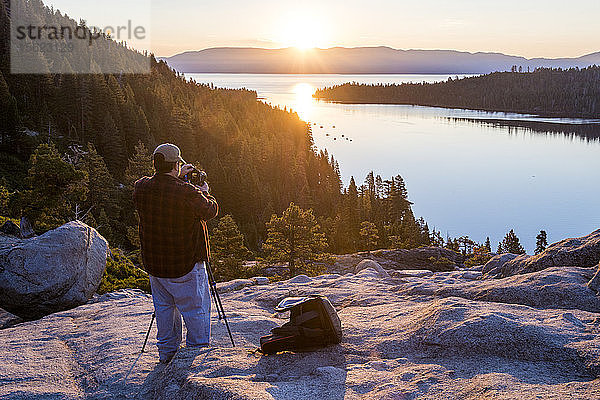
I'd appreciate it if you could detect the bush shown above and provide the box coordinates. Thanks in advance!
[98,248,150,294]
[464,246,493,268]
[427,256,456,272]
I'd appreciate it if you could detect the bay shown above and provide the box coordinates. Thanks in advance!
[187,73,600,253]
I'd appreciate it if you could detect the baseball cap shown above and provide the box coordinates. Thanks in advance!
[153,143,186,164]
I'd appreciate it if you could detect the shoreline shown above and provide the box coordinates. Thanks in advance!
[312,98,600,122]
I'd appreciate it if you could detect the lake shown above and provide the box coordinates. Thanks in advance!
[187,73,600,253]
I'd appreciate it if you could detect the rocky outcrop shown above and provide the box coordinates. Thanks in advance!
[2,263,600,399]
[481,253,520,276]
[331,246,462,273]
[352,259,390,278]
[0,308,22,329]
[0,221,108,319]
[400,267,600,312]
[588,264,600,294]
[488,229,600,278]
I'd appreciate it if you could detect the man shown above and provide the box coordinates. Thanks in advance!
[133,143,218,364]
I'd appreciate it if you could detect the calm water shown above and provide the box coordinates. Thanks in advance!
[188,73,600,253]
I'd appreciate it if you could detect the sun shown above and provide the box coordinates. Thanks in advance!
[278,13,329,50]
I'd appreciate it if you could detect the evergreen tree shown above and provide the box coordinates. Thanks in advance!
[81,143,119,218]
[535,230,548,255]
[96,208,114,242]
[359,221,379,253]
[430,229,444,247]
[484,237,492,252]
[457,235,476,255]
[0,71,19,144]
[20,143,87,232]
[446,237,460,252]
[340,176,361,251]
[122,141,154,249]
[124,141,154,187]
[98,112,127,177]
[211,215,252,281]
[497,229,526,254]
[262,202,328,277]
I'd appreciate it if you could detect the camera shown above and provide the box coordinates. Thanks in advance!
[184,167,207,187]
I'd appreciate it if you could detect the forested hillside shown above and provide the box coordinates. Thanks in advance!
[314,67,600,118]
[0,0,432,267]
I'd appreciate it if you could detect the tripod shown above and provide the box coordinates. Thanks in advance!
[206,261,235,347]
[138,262,235,350]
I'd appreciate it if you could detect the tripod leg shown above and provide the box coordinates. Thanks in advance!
[124,312,155,383]
[210,285,224,320]
[206,265,224,320]
[206,261,235,347]
[214,287,235,347]
[141,313,155,353]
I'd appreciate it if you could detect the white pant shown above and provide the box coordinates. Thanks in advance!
[149,261,211,361]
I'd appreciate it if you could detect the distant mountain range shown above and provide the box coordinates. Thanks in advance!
[160,47,600,74]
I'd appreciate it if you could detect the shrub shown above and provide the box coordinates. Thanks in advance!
[464,246,493,268]
[428,256,456,272]
[98,248,150,294]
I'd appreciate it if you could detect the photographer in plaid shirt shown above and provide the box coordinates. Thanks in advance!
[133,143,218,364]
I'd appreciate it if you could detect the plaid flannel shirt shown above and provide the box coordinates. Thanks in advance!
[133,173,218,278]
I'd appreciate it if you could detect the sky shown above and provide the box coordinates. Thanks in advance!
[44,0,600,58]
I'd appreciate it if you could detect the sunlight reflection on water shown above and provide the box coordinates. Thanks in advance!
[291,82,316,120]
[187,73,600,253]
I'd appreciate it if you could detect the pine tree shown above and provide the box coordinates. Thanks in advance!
[360,221,379,253]
[497,229,526,254]
[20,143,87,232]
[96,208,114,242]
[262,202,328,277]
[484,237,492,252]
[535,230,548,255]
[211,215,252,281]
[81,143,119,219]
[430,229,444,247]
[121,141,154,248]
[457,235,476,255]
[0,71,19,144]
[98,112,127,177]
[341,176,361,251]
[124,141,153,187]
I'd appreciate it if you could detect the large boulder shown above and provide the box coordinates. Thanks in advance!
[0,221,108,319]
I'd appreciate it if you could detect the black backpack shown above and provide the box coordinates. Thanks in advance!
[259,295,342,354]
